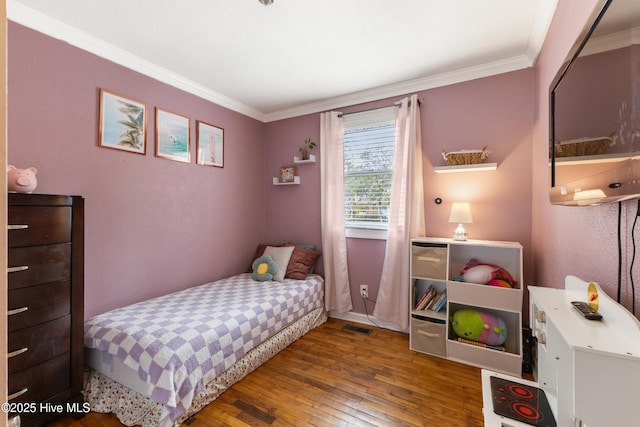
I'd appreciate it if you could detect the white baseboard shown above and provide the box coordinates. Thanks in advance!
[328,310,408,334]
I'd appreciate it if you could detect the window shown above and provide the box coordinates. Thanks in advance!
[343,107,396,239]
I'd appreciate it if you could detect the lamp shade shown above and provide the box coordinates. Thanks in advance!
[448,202,473,224]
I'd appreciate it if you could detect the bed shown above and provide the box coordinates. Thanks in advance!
[83,244,325,427]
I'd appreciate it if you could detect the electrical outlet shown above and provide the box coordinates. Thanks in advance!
[359,284,368,298]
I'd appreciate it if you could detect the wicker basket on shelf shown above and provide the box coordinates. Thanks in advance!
[441,146,489,166]
[555,136,614,158]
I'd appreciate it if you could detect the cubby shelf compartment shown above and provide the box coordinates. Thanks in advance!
[294,154,316,163]
[272,176,300,185]
[447,302,522,375]
[409,237,523,377]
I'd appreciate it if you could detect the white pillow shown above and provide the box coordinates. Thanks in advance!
[462,264,494,284]
[263,245,295,281]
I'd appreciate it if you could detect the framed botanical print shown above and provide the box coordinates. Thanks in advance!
[155,108,190,163]
[196,120,224,167]
[99,89,147,154]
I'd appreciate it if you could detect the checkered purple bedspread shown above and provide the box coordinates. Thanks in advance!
[84,273,324,424]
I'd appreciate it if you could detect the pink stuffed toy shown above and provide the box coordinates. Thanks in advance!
[460,258,516,286]
[7,165,38,193]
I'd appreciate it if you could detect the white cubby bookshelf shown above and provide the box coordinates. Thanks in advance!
[410,237,523,376]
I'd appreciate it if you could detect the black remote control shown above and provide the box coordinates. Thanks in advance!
[571,301,602,320]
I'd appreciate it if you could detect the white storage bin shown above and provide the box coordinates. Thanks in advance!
[410,316,447,357]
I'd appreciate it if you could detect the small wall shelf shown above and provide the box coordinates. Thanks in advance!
[434,163,497,173]
[273,176,300,185]
[554,152,630,166]
[294,154,316,164]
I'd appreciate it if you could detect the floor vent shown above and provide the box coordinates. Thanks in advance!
[342,324,372,335]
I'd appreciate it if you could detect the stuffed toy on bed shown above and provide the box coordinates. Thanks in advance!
[458,258,516,287]
[450,308,507,346]
[251,255,278,281]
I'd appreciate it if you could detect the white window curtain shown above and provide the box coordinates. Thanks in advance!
[373,94,425,329]
[320,111,353,313]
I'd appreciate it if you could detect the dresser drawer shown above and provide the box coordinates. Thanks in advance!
[8,353,70,406]
[8,243,71,290]
[7,193,84,426]
[8,316,71,374]
[8,281,71,332]
[8,206,72,248]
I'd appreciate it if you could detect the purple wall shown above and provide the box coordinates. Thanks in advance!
[264,70,535,313]
[8,23,266,318]
[263,114,322,254]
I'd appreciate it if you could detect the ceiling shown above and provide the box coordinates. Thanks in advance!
[8,0,558,122]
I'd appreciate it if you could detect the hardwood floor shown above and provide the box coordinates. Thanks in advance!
[46,318,485,427]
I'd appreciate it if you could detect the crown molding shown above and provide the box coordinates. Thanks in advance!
[263,54,533,122]
[264,0,558,122]
[581,26,640,57]
[8,0,551,124]
[7,0,266,122]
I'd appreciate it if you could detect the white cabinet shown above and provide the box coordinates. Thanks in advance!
[410,237,523,376]
[482,276,640,427]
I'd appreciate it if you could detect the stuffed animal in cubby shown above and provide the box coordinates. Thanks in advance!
[458,258,516,287]
[450,308,507,346]
[7,165,38,193]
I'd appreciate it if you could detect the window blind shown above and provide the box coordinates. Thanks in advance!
[343,107,396,229]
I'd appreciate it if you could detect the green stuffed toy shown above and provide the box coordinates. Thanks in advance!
[251,255,278,281]
[450,308,507,346]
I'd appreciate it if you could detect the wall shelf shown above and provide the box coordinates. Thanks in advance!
[434,163,497,173]
[294,154,316,164]
[554,152,631,166]
[273,176,300,185]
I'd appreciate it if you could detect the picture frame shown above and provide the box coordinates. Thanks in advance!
[196,120,224,167]
[99,89,147,154]
[155,108,190,163]
[280,165,297,183]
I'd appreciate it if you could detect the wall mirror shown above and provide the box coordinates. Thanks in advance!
[550,0,640,205]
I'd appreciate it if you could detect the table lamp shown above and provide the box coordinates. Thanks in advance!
[449,202,473,241]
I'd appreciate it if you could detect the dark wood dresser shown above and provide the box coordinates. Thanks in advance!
[7,193,84,426]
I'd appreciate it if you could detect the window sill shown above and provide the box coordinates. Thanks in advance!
[346,227,388,240]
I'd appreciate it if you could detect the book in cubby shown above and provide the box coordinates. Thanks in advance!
[429,291,447,312]
[413,280,447,314]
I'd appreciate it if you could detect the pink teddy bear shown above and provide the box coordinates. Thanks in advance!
[7,165,38,193]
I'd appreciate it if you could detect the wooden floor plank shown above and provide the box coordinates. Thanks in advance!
[45,318,485,427]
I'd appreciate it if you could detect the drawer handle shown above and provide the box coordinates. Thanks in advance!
[7,266,29,273]
[8,388,28,401]
[7,347,28,359]
[7,306,28,316]
[418,256,440,263]
[8,224,29,230]
[417,329,440,338]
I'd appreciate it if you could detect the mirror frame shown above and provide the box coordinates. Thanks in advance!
[550,0,612,188]
[548,0,640,205]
